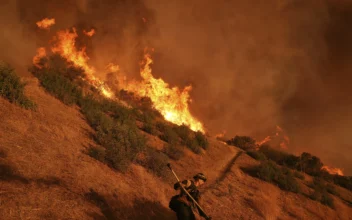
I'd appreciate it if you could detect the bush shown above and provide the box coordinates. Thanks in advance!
[259,145,299,167]
[247,150,267,161]
[309,177,335,208]
[34,68,82,105]
[102,123,146,172]
[174,124,192,144]
[0,62,36,109]
[159,126,179,144]
[294,171,305,180]
[299,152,323,176]
[226,136,256,151]
[333,175,352,191]
[185,138,202,154]
[88,146,106,162]
[142,121,157,135]
[140,148,170,178]
[326,184,339,196]
[163,144,184,160]
[195,131,209,150]
[255,161,300,193]
[321,192,334,208]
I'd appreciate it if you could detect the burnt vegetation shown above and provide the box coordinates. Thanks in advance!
[0,62,36,109]
[228,135,352,208]
[29,55,209,178]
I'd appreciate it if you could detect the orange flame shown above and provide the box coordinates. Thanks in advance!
[36,18,55,30]
[125,53,204,132]
[83,29,95,37]
[33,47,46,68]
[321,165,344,176]
[256,136,271,146]
[50,28,113,98]
[256,125,290,149]
[34,26,204,132]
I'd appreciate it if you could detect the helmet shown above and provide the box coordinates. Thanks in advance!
[193,173,207,182]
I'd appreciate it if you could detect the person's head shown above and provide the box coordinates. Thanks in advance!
[193,173,207,187]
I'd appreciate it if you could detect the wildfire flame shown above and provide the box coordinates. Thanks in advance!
[50,28,113,98]
[321,165,344,176]
[33,25,204,132]
[83,29,95,37]
[36,18,55,30]
[256,125,290,149]
[33,47,46,68]
[256,136,271,146]
[124,53,204,132]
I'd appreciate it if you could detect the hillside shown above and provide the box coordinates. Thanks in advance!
[0,76,352,220]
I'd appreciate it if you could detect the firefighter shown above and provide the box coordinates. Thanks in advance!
[169,173,212,220]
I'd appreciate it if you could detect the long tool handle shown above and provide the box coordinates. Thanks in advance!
[167,163,210,219]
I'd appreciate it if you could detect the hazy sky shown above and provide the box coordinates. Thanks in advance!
[0,0,351,174]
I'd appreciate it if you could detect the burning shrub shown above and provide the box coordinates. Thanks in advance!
[163,143,184,161]
[226,135,256,151]
[0,62,36,109]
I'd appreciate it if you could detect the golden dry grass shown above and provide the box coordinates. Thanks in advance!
[0,77,351,219]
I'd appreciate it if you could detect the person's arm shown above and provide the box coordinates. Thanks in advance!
[174,180,191,190]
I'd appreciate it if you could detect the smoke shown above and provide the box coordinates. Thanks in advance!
[0,0,351,174]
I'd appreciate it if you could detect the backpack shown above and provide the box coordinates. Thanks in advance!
[169,194,181,212]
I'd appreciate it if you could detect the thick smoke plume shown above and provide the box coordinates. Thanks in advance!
[0,0,351,174]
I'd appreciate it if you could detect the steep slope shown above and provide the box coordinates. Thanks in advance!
[0,76,351,220]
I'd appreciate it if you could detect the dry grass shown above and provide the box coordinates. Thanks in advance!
[0,77,351,220]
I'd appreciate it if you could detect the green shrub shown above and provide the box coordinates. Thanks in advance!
[259,145,299,167]
[309,177,335,208]
[226,135,256,151]
[102,123,146,172]
[294,171,305,180]
[255,161,300,193]
[163,144,184,161]
[34,68,82,105]
[140,148,170,178]
[159,126,179,144]
[321,192,334,208]
[174,124,192,144]
[88,146,106,162]
[195,131,209,150]
[247,150,267,161]
[185,138,202,154]
[326,184,339,196]
[140,113,157,135]
[333,175,352,191]
[142,121,157,135]
[0,62,36,109]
